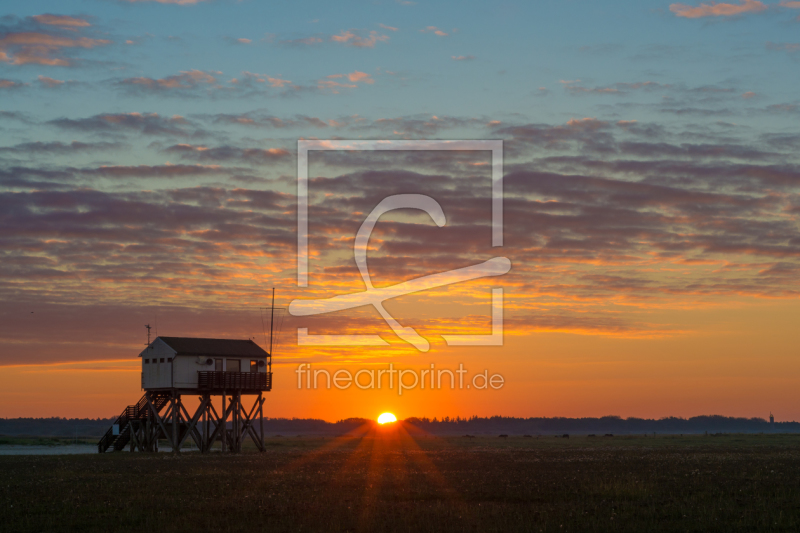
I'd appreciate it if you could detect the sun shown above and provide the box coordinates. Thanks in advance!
[377,412,397,424]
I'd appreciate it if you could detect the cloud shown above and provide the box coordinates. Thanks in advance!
[331,30,389,48]
[379,24,399,31]
[0,141,123,156]
[779,0,800,6]
[669,0,767,18]
[0,32,111,66]
[82,163,232,178]
[206,111,348,129]
[116,69,219,94]
[346,71,374,84]
[318,71,375,92]
[48,112,204,138]
[560,80,668,95]
[0,79,25,89]
[120,0,210,4]
[163,144,291,164]
[452,55,476,61]
[742,91,757,98]
[280,36,323,46]
[766,41,800,53]
[227,71,293,88]
[420,26,449,36]
[0,111,31,122]
[267,76,292,87]
[31,14,91,27]
[566,117,609,130]
[7,115,800,359]
[37,75,64,88]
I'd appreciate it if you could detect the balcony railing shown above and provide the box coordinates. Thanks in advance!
[197,371,271,391]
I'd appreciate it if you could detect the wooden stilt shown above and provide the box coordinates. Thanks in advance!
[221,393,227,453]
[258,392,264,453]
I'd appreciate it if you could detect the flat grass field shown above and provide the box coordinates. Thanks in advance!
[2,430,800,532]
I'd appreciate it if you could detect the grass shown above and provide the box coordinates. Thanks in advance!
[1,430,800,532]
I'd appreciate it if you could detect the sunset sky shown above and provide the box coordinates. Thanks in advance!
[2,0,800,421]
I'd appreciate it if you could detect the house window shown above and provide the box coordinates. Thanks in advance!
[227,359,241,372]
[250,360,258,372]
[160,358,165,363]
[215,359,223,372]
[167,358,172,362]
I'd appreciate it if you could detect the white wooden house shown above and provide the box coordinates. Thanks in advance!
[139,337,270,392]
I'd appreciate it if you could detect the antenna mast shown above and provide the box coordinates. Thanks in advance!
[145,324,152,346]
[269,288,275,355]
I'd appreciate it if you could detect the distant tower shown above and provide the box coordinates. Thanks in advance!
[770,412,775,431]
[145,324,152,346]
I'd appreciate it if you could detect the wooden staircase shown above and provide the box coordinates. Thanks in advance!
[98,392,170,453]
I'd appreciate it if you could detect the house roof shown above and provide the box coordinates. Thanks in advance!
[142,337,269,358]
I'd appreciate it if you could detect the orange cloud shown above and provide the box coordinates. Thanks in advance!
[670,0,767,18]
[379,24,399,31]
[566,117,608,130]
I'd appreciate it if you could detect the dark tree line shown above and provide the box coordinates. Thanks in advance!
[2,415,797,438]
[403,415,800,435]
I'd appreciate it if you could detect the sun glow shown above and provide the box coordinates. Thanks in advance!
[377,412,397,424]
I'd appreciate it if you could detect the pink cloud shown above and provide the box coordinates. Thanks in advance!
[317,79,357,93]
[347,71,374,84]
[669,0,767,18]
[379,24,399,31]
[766,41,800,52]
[317,71,375,93]
[779,0,800,6]
[0,79,24,89]
[741,91,757,98]
[236,38,252,44]
[267,76,292,87]
[0,32,111,66]
[37,75,64,87]
[32,14,91,27]
[119,69,218,91]
[420,26,449,36]
[330,30,389,48]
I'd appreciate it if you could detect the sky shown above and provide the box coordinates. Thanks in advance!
[2,0,800,421]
